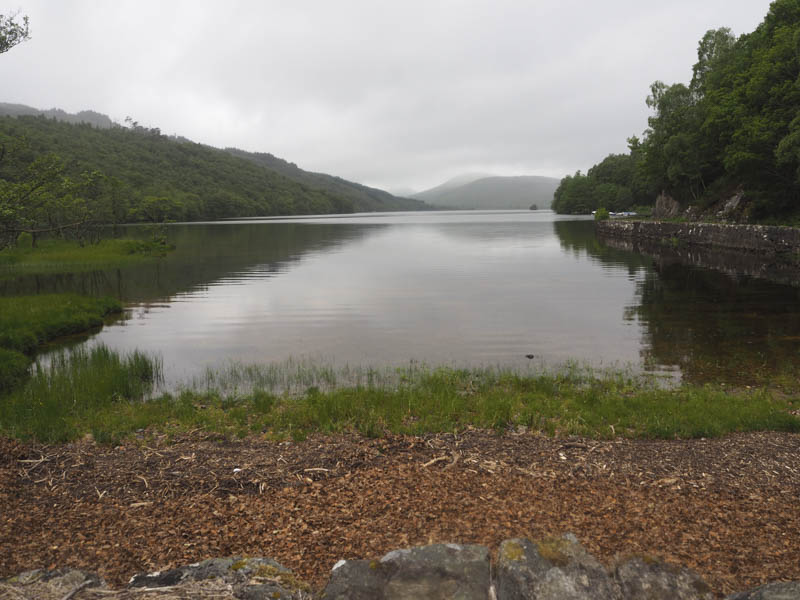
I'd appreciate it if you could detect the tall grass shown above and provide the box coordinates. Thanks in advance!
[0,294,122,354]
[0,293,123,392]
[1,354,796,443]
[0,345,163,443]
[0,237,169,275]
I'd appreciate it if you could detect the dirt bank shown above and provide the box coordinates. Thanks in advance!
[1,430,798,597]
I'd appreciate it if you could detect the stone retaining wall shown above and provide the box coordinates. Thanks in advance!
[595,220,800,256]
[595,220,800,286]
[3,534,798,599]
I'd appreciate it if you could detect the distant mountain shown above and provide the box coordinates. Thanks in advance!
[0,102,114,128]
[412,173,492,202]
[0,103,429,218]
[413,175,560,210]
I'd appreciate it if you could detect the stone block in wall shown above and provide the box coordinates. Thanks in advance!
[0,568,103,599]
[321,543,492,600]
[614,556,713,599]
[495,534,621,600]
[725,581,800,599]
[128,556,310,599]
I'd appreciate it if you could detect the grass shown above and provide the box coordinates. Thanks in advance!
[0,237,170,275]
[0,294,122,392]
[0,294,122,354]
[1,352,797,444]
[0,345,163,443]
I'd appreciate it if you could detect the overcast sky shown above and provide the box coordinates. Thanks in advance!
[0,1,774,192]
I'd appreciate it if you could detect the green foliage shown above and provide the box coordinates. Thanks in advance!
[0,145,112,248]
[15,231,32,248]
[552,147,652,214]
[556,1,800,221]
[1,357,797,443]
[0,115,423,230]
[594,207,610,221]
[0,345,162,442]
[0,348,30,393]
[0,237,170,274]
[0,294,121,354]
[645,2,800,218]
[0,12,29,54]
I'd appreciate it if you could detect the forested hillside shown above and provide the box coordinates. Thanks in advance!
[0,112,425,246]
[554,0,800,222]
[224,147,425,212]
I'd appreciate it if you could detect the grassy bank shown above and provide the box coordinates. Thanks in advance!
[0,294,122,392]
[1,351,797,444]
[0,237,170,274]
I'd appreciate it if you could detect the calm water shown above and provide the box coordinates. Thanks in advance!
[4,210,799,386]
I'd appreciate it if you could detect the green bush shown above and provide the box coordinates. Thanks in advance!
[594,207,610,221]
[15,231,33,249]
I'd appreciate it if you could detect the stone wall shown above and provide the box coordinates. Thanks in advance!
[595,220,800,287]
[3,534,798,599]
[595,220,800,257]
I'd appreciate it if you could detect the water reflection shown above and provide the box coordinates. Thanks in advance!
[562,221,800,384]
[0,223,374,300]
[3,212,798,386]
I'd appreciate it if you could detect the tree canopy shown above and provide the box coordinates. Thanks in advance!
[0,13,29,54]
[0,114,425,248]
[554,0,800,222]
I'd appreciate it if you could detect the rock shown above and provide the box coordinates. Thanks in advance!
[614,556,713,599]
[381,543,491,599]
[1,568,103,600]
[716,190,745,221]
[239,583,298,600]
[725,581,800,599]
[321,559,388,600]
[653,193,681,219]
[495,534,621,600]
[321,543,491,600]
[128,557,310,599]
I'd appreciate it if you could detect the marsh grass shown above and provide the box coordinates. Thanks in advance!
[0,293,123,391]
[0,237,170,275]
[0,294,122,354]
[1,352,797,444]
[0,345,163,443]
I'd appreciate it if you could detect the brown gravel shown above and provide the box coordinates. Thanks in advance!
[1,430,798,597]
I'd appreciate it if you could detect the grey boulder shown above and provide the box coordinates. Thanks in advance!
[496,535,621,600]
[726,582,800,600]
[614,556,713,599]
[322,543,492,600]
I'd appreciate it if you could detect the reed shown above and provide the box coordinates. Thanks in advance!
[0,345,163,443]
[1,353,796,444]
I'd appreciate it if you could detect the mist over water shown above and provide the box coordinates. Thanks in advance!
[6,211,798,388]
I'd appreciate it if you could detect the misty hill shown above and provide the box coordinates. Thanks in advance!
[0,102,114,128]
[0,107,427,220]
[225,148,425,213]
[412,173,492,201]
[413,175,559,210]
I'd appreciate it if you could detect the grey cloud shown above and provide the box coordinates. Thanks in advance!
[1,0,774,190]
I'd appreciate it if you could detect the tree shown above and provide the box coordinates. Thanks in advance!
[690,28,737,96]
[0,149,108,248]
[0,13,29,54]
